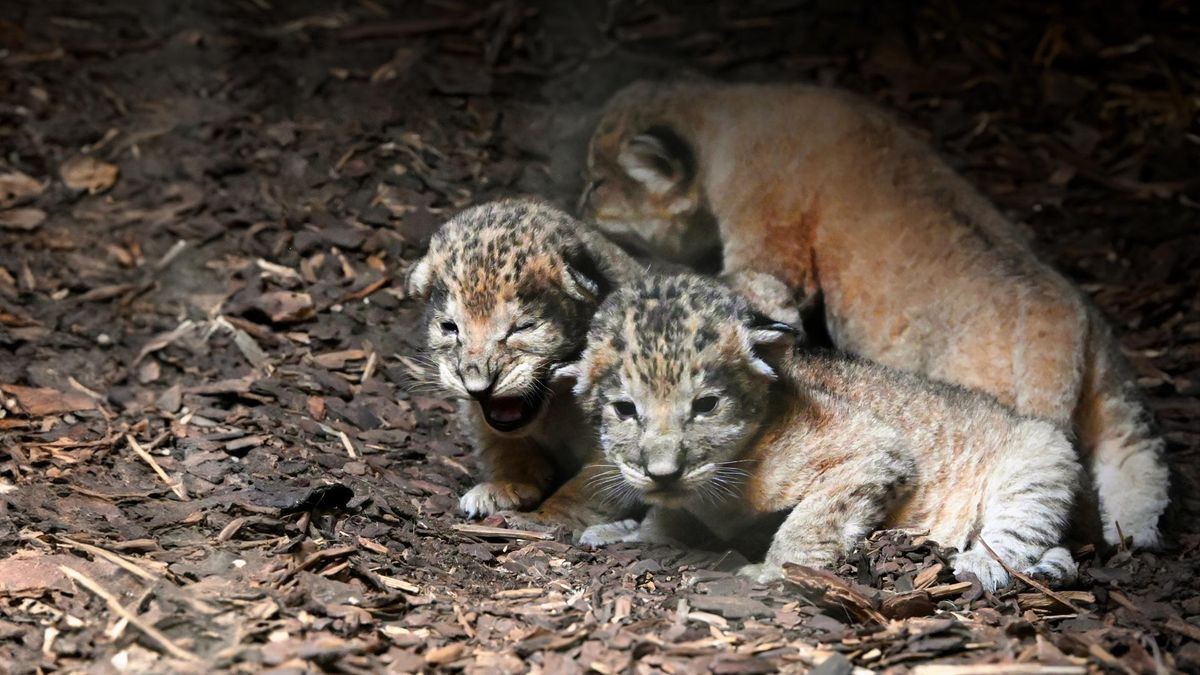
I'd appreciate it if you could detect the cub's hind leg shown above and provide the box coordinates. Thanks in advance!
[954,420,1078,591]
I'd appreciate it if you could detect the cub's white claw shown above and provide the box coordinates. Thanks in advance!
[736,562,783,584]
[459,481,542,518]
[952,548,1009,592]
[578,519,641,547]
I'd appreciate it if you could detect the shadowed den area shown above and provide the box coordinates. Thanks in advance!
[1,0,1198,672]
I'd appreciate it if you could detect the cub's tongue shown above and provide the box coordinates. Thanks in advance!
[487,397,526,424]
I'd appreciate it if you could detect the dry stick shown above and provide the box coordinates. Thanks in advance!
[127,434,186,500]
[337,430,358,459]
[56,536,159,582]
[451,523,556,541]
[59,565,202,663]
[107,586,155,641]
[976,538,1088,614]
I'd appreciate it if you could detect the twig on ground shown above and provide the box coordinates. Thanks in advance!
[59,565,202,663]
[451,523,556,541]
[976,538,1088,614]
[55,536,159,582]
[127,434,187,499]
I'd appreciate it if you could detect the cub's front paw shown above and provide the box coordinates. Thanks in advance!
[459,481,543,518]
[736,562,783,584]
[952,548,1009,592]
[578,519,641,547]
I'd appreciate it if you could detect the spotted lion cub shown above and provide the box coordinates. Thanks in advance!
[567,274,1080,591]
[406,199,641,523]
[583,79,1168,548]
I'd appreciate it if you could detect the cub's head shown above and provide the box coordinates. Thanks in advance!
[562,274,798,507]
[581,80,718,265]
[407,199,615,436]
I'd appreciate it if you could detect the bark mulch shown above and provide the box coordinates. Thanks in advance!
[1,0,1197,672]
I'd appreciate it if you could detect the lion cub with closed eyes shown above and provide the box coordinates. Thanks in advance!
[406,199,642,525]
[567,274,1080,591]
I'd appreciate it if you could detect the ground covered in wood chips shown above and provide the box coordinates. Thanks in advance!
[2,0,1199,672]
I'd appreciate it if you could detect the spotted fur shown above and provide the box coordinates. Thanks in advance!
[406,199,641,526]
[572,274,1081,591]
[582,79,1169,549]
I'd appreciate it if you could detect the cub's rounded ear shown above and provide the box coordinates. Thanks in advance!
[405,257,434,301]
[560,245,613,304]
[550,361,592,397]
[740,312,802,379]
[617,126,694,195]
[746,311,802,346]
[724,271,802,326]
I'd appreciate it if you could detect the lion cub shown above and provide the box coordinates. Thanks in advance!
[406,199,641,525]
[567,274,1080,591]
[582,79,1168,548]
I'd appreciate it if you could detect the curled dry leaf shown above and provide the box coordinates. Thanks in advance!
[0,170,44,208]
[0,207,46,231]
[60,155,120,194]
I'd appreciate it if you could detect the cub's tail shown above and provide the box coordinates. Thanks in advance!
[1075,313,1170,548]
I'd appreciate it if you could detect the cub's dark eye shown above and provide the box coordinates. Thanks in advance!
[611,400,638,420]
[692,396,719,415]
[439,320,458,334]
[509,321,537,335]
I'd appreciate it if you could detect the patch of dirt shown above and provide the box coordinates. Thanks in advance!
[0,0,1197,672]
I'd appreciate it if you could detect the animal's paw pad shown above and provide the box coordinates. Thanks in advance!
[736,562,783,584]
[578,519,641,547]
[459,481,542,518]
[952,548,1009,592]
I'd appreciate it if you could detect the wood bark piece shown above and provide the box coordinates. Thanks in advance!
[1,384,98,416]
[782,563,886,626]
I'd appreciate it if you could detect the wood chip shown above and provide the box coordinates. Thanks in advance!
[782,563,886,626]
[1,384,98,416]
[60,155,119,193]
[451,524,556,541]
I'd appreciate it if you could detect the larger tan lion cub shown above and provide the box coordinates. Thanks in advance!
[582,80,1169,547]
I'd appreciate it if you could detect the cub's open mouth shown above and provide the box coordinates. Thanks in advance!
[478,390,546,433]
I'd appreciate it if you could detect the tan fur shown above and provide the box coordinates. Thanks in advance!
[573,275,1081,590]
[582,80,1169,547]
[407,199,642,527]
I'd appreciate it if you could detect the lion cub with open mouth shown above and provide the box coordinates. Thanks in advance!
[567,274,1080,591]
[406,199,641,525]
